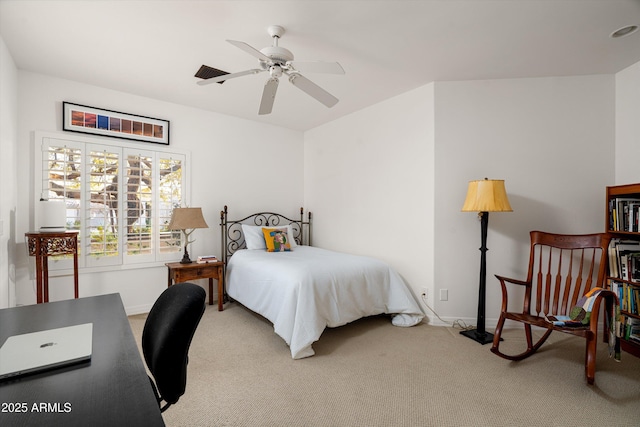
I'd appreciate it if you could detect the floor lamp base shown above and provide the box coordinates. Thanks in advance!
[460,329,494,345]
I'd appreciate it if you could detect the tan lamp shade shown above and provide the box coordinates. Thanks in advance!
[168,207,209,230]
[461,179,513,212]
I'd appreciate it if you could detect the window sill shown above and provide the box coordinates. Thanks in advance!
[45,260,172,278]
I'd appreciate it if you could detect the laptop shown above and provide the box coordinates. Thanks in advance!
[0,323,93,381]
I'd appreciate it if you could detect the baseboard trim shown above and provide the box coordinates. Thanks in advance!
[125,303,154,316]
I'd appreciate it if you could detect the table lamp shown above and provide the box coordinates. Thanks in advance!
[461,178,513,344]
[168,207,209,264]
[38,199,67,231]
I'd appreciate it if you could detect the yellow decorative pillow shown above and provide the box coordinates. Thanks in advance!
[262,227,292,252]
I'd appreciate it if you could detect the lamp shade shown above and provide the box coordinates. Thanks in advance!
[461,179,513,212]
[168,207,209,230]
[38,199,67,231]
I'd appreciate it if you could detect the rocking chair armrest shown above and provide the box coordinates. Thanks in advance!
[585,289,619,329]
[494,275,530,287]
[494,275,531,314]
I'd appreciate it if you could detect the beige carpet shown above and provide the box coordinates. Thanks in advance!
[129,303,640,427]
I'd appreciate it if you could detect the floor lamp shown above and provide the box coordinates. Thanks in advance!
[461,178,513,344]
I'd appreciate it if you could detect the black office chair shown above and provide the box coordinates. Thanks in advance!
[142,282,206,412]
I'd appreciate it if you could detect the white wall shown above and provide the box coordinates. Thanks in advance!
[0,35,18,309]
[305,84,435,311]
[15,71,304,313]
[615,60,640,184]
[434,75,615,325]
[305,75,615,327]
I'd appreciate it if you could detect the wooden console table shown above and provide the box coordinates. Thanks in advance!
[166,261,225,311]
[25,231,79,304]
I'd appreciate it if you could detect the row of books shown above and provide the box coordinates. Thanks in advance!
[610,280,640,315]
[618,316,640,342]
[608,238,640,282]
[196,255,218,264]
[609,197,640,232]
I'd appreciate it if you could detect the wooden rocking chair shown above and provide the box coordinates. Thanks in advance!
[491,231,618,385]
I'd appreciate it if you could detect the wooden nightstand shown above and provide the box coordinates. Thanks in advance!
[165,261,226,311]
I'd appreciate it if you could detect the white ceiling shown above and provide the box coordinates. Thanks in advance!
[1,0,640,132]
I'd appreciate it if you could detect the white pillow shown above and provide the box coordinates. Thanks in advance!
[241,224,298,250]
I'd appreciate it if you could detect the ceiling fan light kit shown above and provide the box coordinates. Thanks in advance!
[196,25,344,115]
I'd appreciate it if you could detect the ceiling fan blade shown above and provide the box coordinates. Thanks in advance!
[288,61,345,75]
[194,65,230,84]
[197,68,263,86]
[288,73,338,108]
[258,78,279,115]
[227,40,271,62]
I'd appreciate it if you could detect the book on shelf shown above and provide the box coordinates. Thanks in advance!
[629,322,640,343]
[197,255,218,264]
[621,254,629,281]
[608,240,619,278]
[630,202,640,232]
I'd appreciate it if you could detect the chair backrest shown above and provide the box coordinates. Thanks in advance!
[525,231,611,317]
[142,283,206,408]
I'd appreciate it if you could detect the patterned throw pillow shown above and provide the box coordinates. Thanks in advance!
[262,227,292,252]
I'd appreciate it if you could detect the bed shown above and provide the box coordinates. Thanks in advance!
[220,206,425,359]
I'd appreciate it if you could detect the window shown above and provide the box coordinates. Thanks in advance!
[37,133,187,271]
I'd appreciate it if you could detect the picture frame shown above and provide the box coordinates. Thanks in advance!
[63,102,170,145]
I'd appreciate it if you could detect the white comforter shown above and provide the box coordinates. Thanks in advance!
[226,246,424,359]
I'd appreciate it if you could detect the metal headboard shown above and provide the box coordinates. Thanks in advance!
[219,205,312,266]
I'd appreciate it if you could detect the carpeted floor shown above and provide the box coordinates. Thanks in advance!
[129,303,640,427]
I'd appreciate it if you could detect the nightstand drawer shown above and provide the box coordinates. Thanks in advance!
[166,261,225,311]
[174,269,203,282]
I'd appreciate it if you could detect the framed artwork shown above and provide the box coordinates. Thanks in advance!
[63,102,170,145]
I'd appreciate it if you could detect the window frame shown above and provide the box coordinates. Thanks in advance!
[34,131,191,274]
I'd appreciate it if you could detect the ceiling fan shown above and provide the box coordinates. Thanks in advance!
[196,25,345,115]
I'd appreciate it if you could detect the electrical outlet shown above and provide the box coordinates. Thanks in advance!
[421,287,428,301]
[439,289,448,301]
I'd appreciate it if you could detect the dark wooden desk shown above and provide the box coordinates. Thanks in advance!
[166,261,226,311]
[25,231,79,304]
[0,294,164,426]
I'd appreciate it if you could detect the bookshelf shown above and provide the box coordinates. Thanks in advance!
[606,183,640,358]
